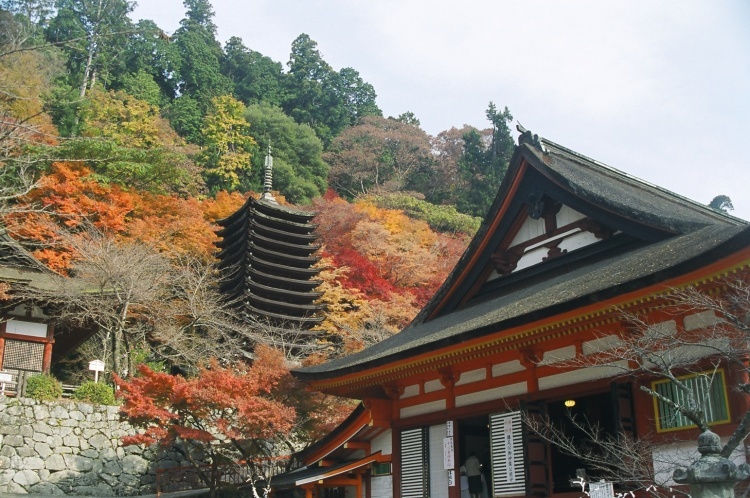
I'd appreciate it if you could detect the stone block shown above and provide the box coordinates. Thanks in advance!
[50,405,70,419]
[34,441,53,459]
[7,479,27,494]
[46,468,82,484]
[2,434,22,447]
[103,459,122,476]
[32,421,53,435]
[121,453,149,475]
[77,402,94,414]
[22,456,45,470]
[100,447,117,460]
[63,434,80,447]
[81,448,99,458]
[12,468,41,486]
[0,468,14,485]
[69,410,85,421]
[47,434,63,448]
[29,481,66,495]
[89,432,111,449]
[63,453,94,472]
[45,454,66,471]
[0,424,18,435]
[18,424,32,437]
[17,447,35,458]
[32,404,50,420]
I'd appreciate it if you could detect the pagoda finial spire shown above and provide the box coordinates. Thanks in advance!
[260,144,277,203]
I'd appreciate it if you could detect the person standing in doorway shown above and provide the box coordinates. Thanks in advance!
[464,451,482,498]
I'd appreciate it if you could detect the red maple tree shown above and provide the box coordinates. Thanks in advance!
[115,345,296,497]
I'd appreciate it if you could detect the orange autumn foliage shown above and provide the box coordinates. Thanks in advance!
[116,345,296,448]
[124,193,218,261]
[7,162,135,270]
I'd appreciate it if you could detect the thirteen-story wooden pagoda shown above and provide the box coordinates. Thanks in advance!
[215,148,325,332]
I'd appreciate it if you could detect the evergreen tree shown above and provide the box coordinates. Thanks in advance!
[456,102,513,217]
[222,36,286,107]
[169,0,232,141]
[46,0,135,96]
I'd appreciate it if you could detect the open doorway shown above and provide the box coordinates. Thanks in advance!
[546,391,616,493]
[458,415,491,498]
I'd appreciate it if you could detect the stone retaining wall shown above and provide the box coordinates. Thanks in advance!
[0,395,188,496]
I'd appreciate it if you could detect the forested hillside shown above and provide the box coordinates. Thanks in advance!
[0,0,518,368]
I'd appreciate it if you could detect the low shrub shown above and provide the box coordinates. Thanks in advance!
[25,373,63,400]
[73,381,117,405]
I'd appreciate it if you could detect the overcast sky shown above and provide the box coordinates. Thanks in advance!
[133,1,750,220]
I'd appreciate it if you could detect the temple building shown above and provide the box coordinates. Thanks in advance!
[0,230,88,392]
[278,128,750,498]
[215,148,325,336]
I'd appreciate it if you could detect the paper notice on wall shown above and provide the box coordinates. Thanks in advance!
[504,417,516,482]
[443,437,454,469]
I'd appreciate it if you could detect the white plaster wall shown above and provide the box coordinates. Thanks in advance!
[538,345,576,366]
[428,423,449,498]
[455,382,527,408]
[370,475,392,498]
[492,360,524,377]
[582,335,623,355]
[371,429,392,456]
[400,399,446,419]
[401,384,420,399]
[556,205,586,226]
[424,379,445,393]
[684,310,718,331]
[537,361,628,390]
[456,368,486,386]
[509,217,546,246]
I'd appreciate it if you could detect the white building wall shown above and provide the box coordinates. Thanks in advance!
[370,475,392,498]
[371,429,392,455]
[429,423,450,498]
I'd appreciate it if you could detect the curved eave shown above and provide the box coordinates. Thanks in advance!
[245,303,326,325]
[253,210,317,235]
[252,232,321,255]
[251,220,319,243]
[247,291,324,313]
[251,256,323,278]
[249,242,321,267]
[249,267,323,290]
[247,279,324,300]
[253,198,317,224]
[216,196,253,227]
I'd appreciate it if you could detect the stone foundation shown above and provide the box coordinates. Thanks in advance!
[0,395,189,495]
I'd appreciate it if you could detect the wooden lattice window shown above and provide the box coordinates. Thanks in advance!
[3,339,44,371]
[652,369,730,432]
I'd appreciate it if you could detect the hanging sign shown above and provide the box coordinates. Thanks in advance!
[443,437,455,469]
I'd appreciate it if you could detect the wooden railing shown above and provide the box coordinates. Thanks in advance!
[155,458,291,495]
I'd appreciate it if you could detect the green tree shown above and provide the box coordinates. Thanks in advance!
[709,194,733,213]
[282,34,380,146]
[170,0,232,134]
[222,36,286,107]
[244,102,327,204]
[46,0,135,97]
[117,19,181,102]
[456,102,513,217]
[199,94,255,192]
